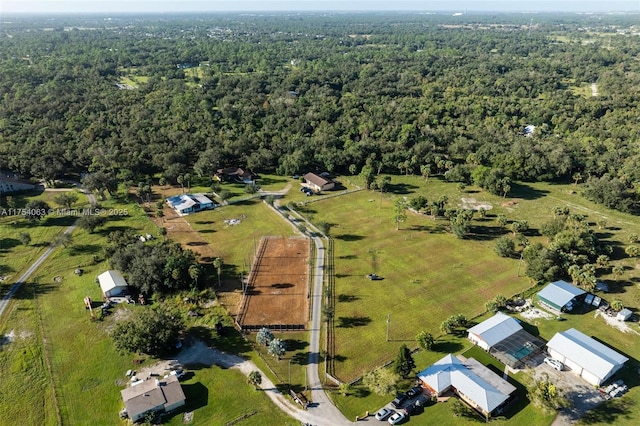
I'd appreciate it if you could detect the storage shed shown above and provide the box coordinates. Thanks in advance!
[616,309,632,322]
[98,270,128,298]
[546,328,628,386]
[537,280,586,312]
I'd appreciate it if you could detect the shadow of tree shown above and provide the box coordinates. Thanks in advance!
[337,316,371,328]
[292,351,310,365]
[335,234,365,242]
[0,238,23,253]
[579,391,635,424]
[432,340,464,353]
[338,294,360,303]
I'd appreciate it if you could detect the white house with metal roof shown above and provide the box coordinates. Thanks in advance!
[417,354,516,418]
[546,328,628,386]
[537,280,586,312]
[467,312,522,351]
[98,270,128,298]
[166,193,214,216]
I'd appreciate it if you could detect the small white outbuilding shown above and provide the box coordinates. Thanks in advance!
[98,270,128,298]
[616,308,632,322]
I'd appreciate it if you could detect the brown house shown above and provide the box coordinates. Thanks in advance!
[215,167,256,184]
[303,172,335,193]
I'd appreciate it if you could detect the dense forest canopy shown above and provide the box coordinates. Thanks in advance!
[1,13,640,211]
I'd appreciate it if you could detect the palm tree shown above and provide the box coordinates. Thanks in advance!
[213,257,223,287]
[177,175,184,194]
[188,264,201,289]
[247,371,262,390]
[158,177,167,198]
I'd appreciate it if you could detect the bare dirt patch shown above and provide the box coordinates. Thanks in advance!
[519,300,555,322]
[238,237,310,330]
[594,310,640,335]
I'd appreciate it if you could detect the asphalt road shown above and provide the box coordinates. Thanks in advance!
[271,199,353,425]
[0,184,95,319]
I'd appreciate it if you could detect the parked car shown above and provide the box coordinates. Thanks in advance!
[391,394,408,409]
[404,402,422,416]
[374,407,394,421]
[388,411,406,425]
[544,357,564,371]
[405,385,422,398]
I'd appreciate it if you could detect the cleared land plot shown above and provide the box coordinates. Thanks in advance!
[239,237,310,330]
[301,187,533,380]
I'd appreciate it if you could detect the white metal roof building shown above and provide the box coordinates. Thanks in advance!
[467,312,522,351]
[546,328,628,386]
[537,280,586,312]
[166,193,214,216]
[417,354,516,417]
[98,270,128,297]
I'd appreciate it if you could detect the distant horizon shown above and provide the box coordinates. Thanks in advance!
[2,1,640,15]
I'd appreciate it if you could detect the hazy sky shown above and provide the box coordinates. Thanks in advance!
[2,1,640,14]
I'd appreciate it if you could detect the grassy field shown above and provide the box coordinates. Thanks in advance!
[0,193,298,425]
[298,183,533,380]
[302,174,640,423]
[0,189,89,294]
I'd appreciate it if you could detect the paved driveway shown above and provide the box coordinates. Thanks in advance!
[533,361,605,425]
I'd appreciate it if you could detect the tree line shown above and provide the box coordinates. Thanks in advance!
[1,13,639,213]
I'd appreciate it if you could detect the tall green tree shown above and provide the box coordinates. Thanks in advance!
[54,192,79,209]
[393,198,407,231]
[393,344,416,379]
[111,307,184,357]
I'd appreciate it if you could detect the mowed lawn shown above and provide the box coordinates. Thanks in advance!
[302,175,640,381]
[304,188,532,380]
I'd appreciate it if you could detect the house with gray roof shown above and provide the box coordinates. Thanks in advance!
[417,354,516,418]
[0,169,37,194]
[121,375,186,422]
[537,280,586,312]
[546,328,628,386]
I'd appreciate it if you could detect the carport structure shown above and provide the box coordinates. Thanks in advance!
[489,329,546,369]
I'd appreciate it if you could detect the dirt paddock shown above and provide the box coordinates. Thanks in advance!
[239,237,310,330]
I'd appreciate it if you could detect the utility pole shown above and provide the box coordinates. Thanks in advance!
[288,359,292,391]
[386,314,390,342]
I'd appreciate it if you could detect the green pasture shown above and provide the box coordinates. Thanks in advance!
[0,285,58,426]
[299,185,532,380]
[185,198,297,268]
[0,193,296,425]
[299,175,640,384]
[1,189,87,290]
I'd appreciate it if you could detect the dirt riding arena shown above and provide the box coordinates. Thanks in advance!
[238,237,310,331]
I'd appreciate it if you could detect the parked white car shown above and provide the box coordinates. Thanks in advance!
[544,357,563,371]
[388,411,406,425]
